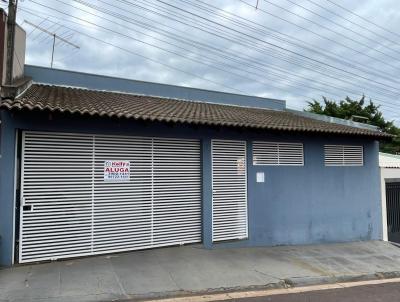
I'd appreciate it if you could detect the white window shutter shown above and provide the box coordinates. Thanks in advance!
[253,141,304,166]
[324,145,363,166]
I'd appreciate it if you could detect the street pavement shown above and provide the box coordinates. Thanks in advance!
[224,282,400,302]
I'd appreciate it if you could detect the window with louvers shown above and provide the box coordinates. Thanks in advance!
[324,145,363,166]
[253,141,304,166]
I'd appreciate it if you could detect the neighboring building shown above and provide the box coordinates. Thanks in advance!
[0,11,392,266]
[380,152,400,243]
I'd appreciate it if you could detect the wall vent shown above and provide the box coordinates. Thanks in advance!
[253,142,304,166]
[324,145,363,166]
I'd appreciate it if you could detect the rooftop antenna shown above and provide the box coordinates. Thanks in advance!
[24,19,80,68]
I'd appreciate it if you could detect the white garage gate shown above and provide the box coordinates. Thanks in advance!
[19,131,202,263]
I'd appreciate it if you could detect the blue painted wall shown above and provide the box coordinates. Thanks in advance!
[0,110,382,266]
[0,111,17,267]
[245,136,381,247]
[24,65,286,110]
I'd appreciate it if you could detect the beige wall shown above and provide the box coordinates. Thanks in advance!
[1,15,26,85]
[13,24,26,81]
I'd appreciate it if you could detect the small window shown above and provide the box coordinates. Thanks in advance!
[324,145,363,166]
[253,141,304,166]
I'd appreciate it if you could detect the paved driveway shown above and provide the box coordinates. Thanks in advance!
[1,241,400,302]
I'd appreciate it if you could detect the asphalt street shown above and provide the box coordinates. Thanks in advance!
[225,282,400,302]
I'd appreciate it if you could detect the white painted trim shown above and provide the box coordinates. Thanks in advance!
[18,132,26,263]
[380,168,388,241]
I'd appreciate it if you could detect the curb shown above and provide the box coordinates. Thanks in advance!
[119,271,400,302]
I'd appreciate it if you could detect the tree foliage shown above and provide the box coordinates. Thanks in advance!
[305,95,400,154]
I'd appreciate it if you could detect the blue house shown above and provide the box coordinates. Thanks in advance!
[0,15,391,266]
[0,64,390,266]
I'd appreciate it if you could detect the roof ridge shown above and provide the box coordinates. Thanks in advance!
[28,82,288,113]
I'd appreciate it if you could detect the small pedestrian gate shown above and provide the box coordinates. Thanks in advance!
[211,140,248,242]
[19,131,202,263]
[386,182,400,243]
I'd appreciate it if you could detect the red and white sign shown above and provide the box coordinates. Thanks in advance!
[104,160,130,182]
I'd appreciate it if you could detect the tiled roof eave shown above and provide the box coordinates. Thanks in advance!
[1,101,390,140]
[0,83,392,140]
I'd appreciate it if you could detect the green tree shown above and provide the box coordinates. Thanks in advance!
[305,95,400,154]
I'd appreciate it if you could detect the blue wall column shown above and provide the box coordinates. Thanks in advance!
[201,138,213,248]
[0,111,17,266]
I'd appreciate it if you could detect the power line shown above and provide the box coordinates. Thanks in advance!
[26,2,324,100]
[25,0,400,100]
[71,0,400,101]
[19,17,262,97]
[263,0,399,61]
[147,0,400,92]
[172,0,400,86]
[52,0,400,104]
[19,9,260,96]
[324,0,400,40]
[24,0,400,111]
[16,3,400,116]
[159,0,399,92]
[20,7,329,104]
[269,0,400,56]
[302,0,400,46]
[237,0,399,73]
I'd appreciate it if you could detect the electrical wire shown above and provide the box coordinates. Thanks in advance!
[175,0,400,85]
[237,0,399,72]
[24,0,400,111]
[324,0,400,40]
[17,0,400,115]
[302,0,400,46]
[264,0,400,57]
[71,0,400,101]
[145,0,400,92]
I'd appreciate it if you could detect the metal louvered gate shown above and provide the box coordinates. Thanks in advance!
[386,182,400,244]
[19,131,201,263]
[212,140,248,242]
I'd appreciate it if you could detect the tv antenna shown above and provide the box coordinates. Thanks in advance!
[24,19,80,68]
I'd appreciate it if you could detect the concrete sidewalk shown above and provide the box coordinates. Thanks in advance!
[1,241,400,302]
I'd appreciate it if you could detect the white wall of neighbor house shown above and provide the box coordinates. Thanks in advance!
[380,167,400,242]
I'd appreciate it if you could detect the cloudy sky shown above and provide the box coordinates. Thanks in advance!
[5,0,400,123]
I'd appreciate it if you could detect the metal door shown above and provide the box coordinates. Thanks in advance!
[19,131,201,263]
[211,139,248,242]
[386,182,400,243]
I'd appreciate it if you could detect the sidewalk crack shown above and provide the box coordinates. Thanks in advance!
[254,269,282,282]
[167,270,182,291]
[109,259,129,299]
